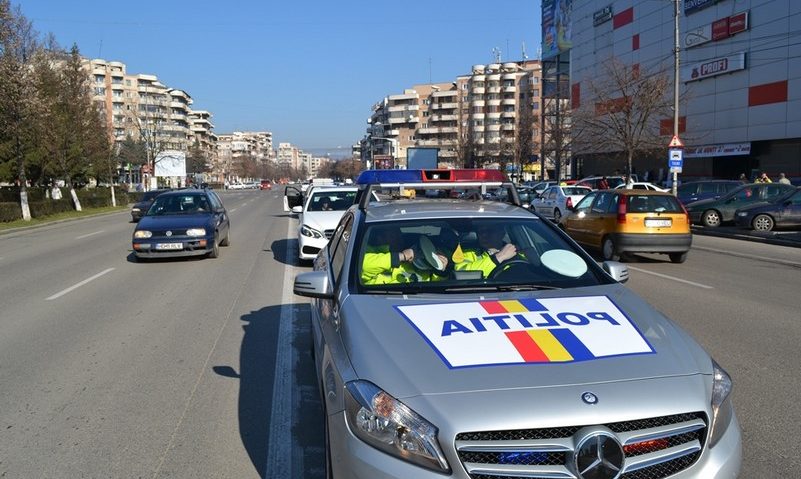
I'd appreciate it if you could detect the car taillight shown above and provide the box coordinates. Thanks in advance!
[680,202,690,224]
[566,197,573,209]
[617,195,627,224]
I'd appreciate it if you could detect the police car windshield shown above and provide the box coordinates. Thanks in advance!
[357,217,610,293]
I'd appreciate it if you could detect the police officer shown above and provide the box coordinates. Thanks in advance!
[361,226,449,284]
[454,225,518,277]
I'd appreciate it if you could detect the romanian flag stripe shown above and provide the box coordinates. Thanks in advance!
[528,329,573,361]
[506,331,549,362]
[480,298,547,315]
[550,328,595,361]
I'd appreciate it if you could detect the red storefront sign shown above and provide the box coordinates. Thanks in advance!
[712,18,730,40]
[729,11,748,35]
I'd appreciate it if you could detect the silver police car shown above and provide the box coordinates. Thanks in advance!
[293,170,741,479]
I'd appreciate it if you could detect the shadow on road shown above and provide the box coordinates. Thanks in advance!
[269,238,299,266]
[213,303,324,477]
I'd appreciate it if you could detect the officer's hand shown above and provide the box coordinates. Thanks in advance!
[400,248,415,262]
[435,254,449,269]
[495,244,517,262]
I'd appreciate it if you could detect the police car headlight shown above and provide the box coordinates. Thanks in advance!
[133,230,152,239]
[709,359,734,447]
[345,380,450,473]
[186,228,206,237]
[301,224,323,239]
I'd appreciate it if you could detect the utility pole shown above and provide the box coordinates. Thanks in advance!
[672,0,681,196]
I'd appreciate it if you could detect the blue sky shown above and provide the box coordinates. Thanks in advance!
[17,0,541,156]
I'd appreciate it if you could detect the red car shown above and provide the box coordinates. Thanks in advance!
[259,180,272,190]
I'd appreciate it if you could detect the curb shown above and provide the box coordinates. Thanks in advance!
[0,207,131,237]
[691,226,801,249]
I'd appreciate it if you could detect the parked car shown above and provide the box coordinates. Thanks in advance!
[613,182,668,192]
[130,188,171,222]
[530,185,592,223]
[285,185,360,261]
[292,168,741,479]
[562,189,692,263]
[686,182,796,227]
[575,175,629,190]
[132,189,230,261]
[676,180,742,205]
[735,187,801,231]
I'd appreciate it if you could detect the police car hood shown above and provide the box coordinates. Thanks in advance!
[342,284,712,398]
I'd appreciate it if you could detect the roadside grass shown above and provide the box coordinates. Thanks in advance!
[0,205,129,231]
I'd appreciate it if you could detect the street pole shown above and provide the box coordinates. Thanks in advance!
[672,0,680,196]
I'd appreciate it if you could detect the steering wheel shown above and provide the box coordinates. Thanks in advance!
[487,258,535,280]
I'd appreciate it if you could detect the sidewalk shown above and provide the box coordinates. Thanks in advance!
[691,225,801,248]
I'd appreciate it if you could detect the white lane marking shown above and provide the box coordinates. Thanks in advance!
[75,230,105,240]
[264,218,297,477]
[229,208,237,213]
[628,266,714,289]
[46,268,115,300]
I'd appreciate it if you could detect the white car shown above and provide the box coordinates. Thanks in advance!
[614,181,669,192]
[287,186,359,261]
[530,185,592,223]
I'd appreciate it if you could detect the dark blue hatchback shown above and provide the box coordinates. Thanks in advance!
[676,180,742,205]
[132,189,230,261]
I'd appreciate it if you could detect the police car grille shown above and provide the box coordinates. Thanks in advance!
[324,229,334,239]
[456,412,707,479]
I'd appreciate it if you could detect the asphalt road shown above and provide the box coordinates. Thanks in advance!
[1,191,799,478]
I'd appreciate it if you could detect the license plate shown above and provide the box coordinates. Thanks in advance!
[645,219,672,228]
[155,243,183,250]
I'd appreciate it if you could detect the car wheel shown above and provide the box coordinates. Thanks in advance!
[553,208,562,223]
[602,236,621,261]
[702,210,721,227]
[220,230,230,246]
[752,214,774,232]
[208,236,220,258]
[669,252,688,263]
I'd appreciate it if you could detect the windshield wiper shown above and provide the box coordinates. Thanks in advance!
[443,284,561,292]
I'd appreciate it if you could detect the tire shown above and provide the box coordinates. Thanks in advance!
[602,236,621,261]
[669,252,688,263]
[220,229,230,246]
[208,236,220,258]
[553,208,562,223]
[702,209,722,227]
[752,214,774,232]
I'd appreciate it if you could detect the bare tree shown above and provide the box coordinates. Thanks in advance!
[572,57,672,181]
[541,97,573,181]
[513,100,538,181]
[0,0,39,220]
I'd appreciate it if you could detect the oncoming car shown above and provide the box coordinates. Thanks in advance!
[131,189,230,261]
[292,169,741,479]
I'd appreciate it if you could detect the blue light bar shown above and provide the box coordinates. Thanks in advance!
[356,170,422,184]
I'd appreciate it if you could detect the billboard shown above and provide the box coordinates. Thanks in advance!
[542,0,573,60]
[154,150,187,177]
[407,148,439,170]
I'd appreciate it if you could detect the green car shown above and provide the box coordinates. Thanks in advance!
[687,182,796,227]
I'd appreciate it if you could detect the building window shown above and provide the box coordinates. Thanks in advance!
[94,87,105,95]
[532,102,540,110]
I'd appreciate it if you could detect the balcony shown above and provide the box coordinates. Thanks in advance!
[501,111,516,118]
[472,112,486,119]
[416,139,440,146]
[471,87,485,94]
[432,90,457,98]
[487,73,501,81]
[487,124,502,132]
[440,126,458,133]
[431,114,457,122]
[503,86,517,93]
[502,99,517,106]
[474,125,485,132]
[487,86,501,94]
[386,129,400,136]
[502,124,516,131]
[471,99,485,107]
[487,99,502,106]
[388,93,418,101]
[388,104,419,112]
[388,116,418,124]
[502,73,518,81]
[487,112,502,119]
[472,74,486,81]
[418,127,439,135]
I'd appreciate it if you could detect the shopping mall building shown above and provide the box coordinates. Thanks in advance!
[549,0,800,181]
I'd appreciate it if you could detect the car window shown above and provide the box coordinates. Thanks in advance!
[548,189,557,200]
[329,214,354,283]
[699,183,718,194]
[765,185,788,198]
[574,192,596,212]
[721,183,738,193]
[606,193,620,213]
[208,192,223,210]
[563,187,589,196]
[677,184,694,195]
[731,186,755,201]
[591,192,613,214]
[627,194,684,213]
[789,190,801,205]
[356,217,607,291]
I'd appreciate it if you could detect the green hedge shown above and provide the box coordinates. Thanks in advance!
[0,186,134,223]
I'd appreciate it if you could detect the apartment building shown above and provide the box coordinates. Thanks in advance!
[277,142,303,172]
[86,58,218,173]
[216,131,275,181]
[363,60,541,170]
[567,0,801,180]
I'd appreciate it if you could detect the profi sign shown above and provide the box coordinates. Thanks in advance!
[682,52,746,83]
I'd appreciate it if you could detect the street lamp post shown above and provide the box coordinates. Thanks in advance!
[672,0,681,196]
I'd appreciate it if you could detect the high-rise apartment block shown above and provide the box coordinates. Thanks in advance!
[363,60,542,175]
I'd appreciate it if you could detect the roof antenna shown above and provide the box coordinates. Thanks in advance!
[492,47,502,63]
[522,41,528,61]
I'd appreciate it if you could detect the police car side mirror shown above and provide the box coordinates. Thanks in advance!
[294,271,334,299]
[602,261,629,283]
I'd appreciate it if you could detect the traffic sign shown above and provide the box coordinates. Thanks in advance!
[668,135,684,148]
[668,148,683,173]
